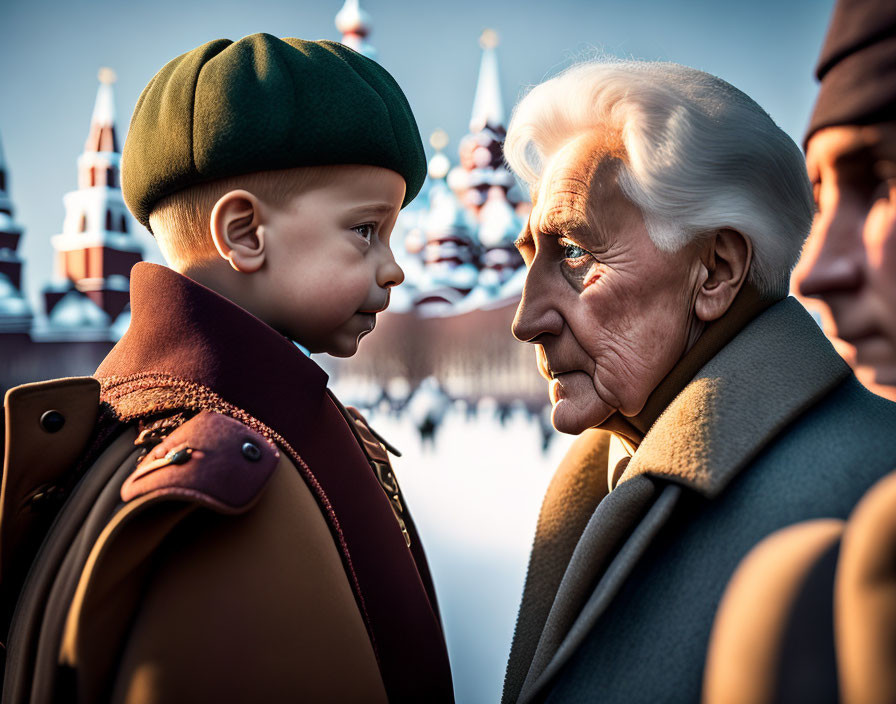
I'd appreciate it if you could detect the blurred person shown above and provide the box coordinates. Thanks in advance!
[500,58,896,704]
[705,3,896,702]
[794,0,896,400]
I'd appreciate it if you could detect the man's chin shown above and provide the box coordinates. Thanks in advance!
[550,397,611,435]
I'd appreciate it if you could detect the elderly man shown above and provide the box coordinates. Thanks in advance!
[703,3,896,702]
[501,59,896,704]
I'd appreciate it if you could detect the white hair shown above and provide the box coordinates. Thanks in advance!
[504,60,814,296]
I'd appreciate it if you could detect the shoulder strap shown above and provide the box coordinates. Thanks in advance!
[9,410,280,704]
[50,411,279,704]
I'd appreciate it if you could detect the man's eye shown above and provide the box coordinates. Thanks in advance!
[352,223,376,244]
[560,239,590,261]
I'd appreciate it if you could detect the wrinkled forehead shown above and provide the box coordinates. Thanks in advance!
[530,131,632,236]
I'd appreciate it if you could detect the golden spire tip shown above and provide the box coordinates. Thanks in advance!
[479,29,499,50]
[98,67,117,85]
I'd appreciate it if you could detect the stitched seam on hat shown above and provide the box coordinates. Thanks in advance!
[191,58,206,175]
[278,42,301,161]
[98,371,380,662]
[329,45,403,169]
[187,40,233,178]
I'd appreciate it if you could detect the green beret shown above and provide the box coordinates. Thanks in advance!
[122,33,426,229]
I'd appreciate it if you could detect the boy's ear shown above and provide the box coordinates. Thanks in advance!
[694,228,753,323]
[209,189,266,273]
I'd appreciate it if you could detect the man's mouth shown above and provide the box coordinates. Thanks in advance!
[537,350,578,382]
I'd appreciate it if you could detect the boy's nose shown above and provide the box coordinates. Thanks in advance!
[377,251,405,289]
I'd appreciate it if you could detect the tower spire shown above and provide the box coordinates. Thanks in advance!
[85,67,119,154]
[44,68,143,331]
[0,129,33,334]
[470,29,505,134]
[452,30,514,214]
[335,0,377,60]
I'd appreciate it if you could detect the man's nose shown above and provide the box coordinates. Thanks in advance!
[796,206,865,299]
[511,267,564,343]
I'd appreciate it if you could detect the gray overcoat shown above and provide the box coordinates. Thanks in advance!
[503,297,896,704]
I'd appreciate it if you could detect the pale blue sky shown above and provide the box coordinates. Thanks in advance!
[1,0,835,314]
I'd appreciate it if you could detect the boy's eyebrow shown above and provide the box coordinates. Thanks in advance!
[345,202,398,219]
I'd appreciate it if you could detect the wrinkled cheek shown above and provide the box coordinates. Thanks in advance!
[549,371,613,434]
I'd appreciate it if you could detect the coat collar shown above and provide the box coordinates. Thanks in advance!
[96,262,329,429]
[618,296,852,497]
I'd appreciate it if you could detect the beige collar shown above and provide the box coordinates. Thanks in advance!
[616,297,851,498]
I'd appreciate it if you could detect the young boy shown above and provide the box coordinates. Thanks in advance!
[6,34,453,703]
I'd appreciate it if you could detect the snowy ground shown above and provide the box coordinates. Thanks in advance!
[360,404,575,704]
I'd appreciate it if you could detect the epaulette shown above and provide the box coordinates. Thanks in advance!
[122,410,280,514]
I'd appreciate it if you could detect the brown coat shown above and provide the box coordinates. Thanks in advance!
[11,263,453,703]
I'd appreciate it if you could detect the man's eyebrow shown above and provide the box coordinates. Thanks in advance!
[514,220,533,249]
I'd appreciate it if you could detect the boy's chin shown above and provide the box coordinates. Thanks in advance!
[286,328,369,358]
[327,345,360,358]
[324,334,365,358]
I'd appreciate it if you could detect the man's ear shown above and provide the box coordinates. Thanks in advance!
[209,189,266,273]
[695,228,753,322]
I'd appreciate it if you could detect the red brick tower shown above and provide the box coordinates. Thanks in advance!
[44,68,142,322]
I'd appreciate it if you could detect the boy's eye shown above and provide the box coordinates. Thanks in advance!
[352,223,376,244]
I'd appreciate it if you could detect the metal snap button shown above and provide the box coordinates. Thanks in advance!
[165,448,192,465]
[40,410,66,433]
[241,441,262,461]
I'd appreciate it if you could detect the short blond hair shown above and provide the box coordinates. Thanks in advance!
[148,166,339,268]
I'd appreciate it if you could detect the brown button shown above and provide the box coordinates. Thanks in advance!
[40,410,66,433]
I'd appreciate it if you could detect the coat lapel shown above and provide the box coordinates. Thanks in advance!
[502,429,612,704]
[518,477,679,703]
[513,298,851,703]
